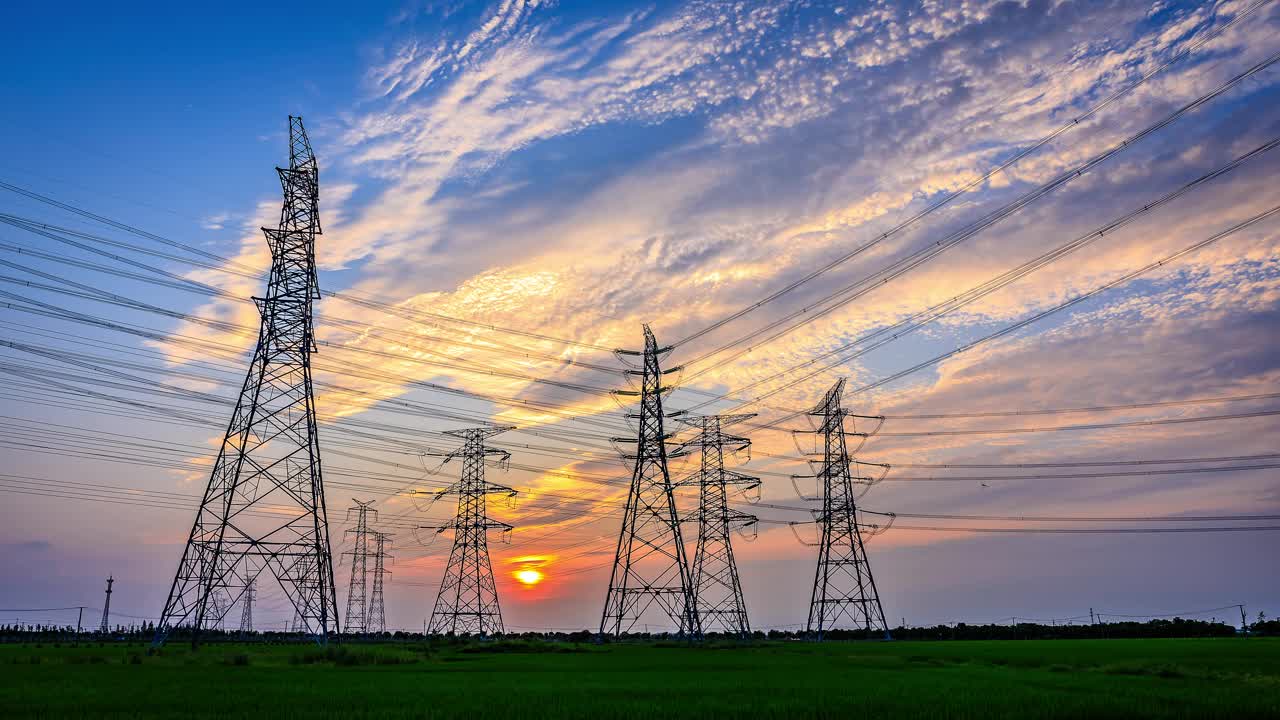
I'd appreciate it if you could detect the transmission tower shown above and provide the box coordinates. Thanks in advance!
[343,500,377,634]
[601,325,700,638]
[155,116,338,645]
[99,575,113,634]
[209,590,229,631]
[238,581,255,634]
[675,414,759,638]
[424,427,517,636]
[369,532,393,635]
[799,379,889,639]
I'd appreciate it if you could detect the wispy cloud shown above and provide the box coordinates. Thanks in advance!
[150,0,1280,625]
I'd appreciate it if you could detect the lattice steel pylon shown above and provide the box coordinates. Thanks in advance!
[99,576,113,634]
[368,532,392,635]
[238,581,255,634]
[155,116,338,646]
[675,414,759,638]
[343,500,376,634]
[800,379,889,639]
[601,325,700,638]
[424,427,517,636]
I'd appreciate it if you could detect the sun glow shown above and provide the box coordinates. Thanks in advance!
[514,569,545,586]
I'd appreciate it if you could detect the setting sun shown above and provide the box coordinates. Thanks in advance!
[514,569,544,586]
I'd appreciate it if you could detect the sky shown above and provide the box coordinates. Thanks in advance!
[0,0,1278,634]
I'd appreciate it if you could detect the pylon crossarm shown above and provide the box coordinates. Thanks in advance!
[789,522,820,546]
[791,474,820,501]
[724,469,759,486]
[854,462,892,484]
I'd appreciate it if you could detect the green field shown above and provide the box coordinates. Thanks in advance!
[2,638,1278,718]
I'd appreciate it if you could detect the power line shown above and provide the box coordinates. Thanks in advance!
[0,273,621,401]
[881,392,1280,420]
[888,452,1280,469]
[669,0,1275,351]
[0,214,630,380]
[875,464,1280,482]
[834,203,1280,400]
[875,410,1280,437]
[884,525,1280,534]
[681,79,1280,416]
[0,184,617,354]
[864,511,1280,523]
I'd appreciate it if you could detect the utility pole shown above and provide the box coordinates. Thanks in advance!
[424,427,517,636]
[800,379,889,640]
[343,500,377,634]
[99,576,114,634]
[155,116,338,646]
[369,532,393,635]
[1240,604,1247,635]
[601,326,700,639]
[238,581,255,635]
[674,413,758,638]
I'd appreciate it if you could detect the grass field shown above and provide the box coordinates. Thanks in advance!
[2,638,1278,718]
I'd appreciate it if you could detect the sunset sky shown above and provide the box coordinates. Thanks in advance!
[1,0,1278,633]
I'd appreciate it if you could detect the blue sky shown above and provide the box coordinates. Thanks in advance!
[1,0,1278,633]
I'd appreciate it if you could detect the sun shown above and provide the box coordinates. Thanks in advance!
[514,569,544,586]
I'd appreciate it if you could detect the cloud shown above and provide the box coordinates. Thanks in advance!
[200,212,233,231]
[145,0,1280,628]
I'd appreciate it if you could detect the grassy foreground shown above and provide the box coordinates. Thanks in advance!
[2,638,1278,718]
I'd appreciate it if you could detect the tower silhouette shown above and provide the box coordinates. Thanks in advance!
[238,581,255,634]
[424,427,516,635]
[155,116,338,645]
[676,414,758,637]
[369,532,392,634]
[601,326,700,637]
[343,500,376,634]
[800,379,888,639]
[99,575,113,634]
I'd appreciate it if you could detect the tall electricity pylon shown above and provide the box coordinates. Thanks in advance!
[601,325,700,638]
[424,427,517,636]
[343,500,377,634]
[238,581,255,634]
[369,532,393,634]
[156,116,338,645]
[99,576,113,634]
[675,414,759,638]
[799,379,888,639]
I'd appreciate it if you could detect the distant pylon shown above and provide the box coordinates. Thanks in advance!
[369,532,393,635]
[601,325,700,638]
[238,581,255,634]
[343,500,377,634]
[99,576,114,634]
[800,379,889,639]
[155,116,338,646]
[424,427,517,635]
[209,590,228,631]
[675,414,759,638]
